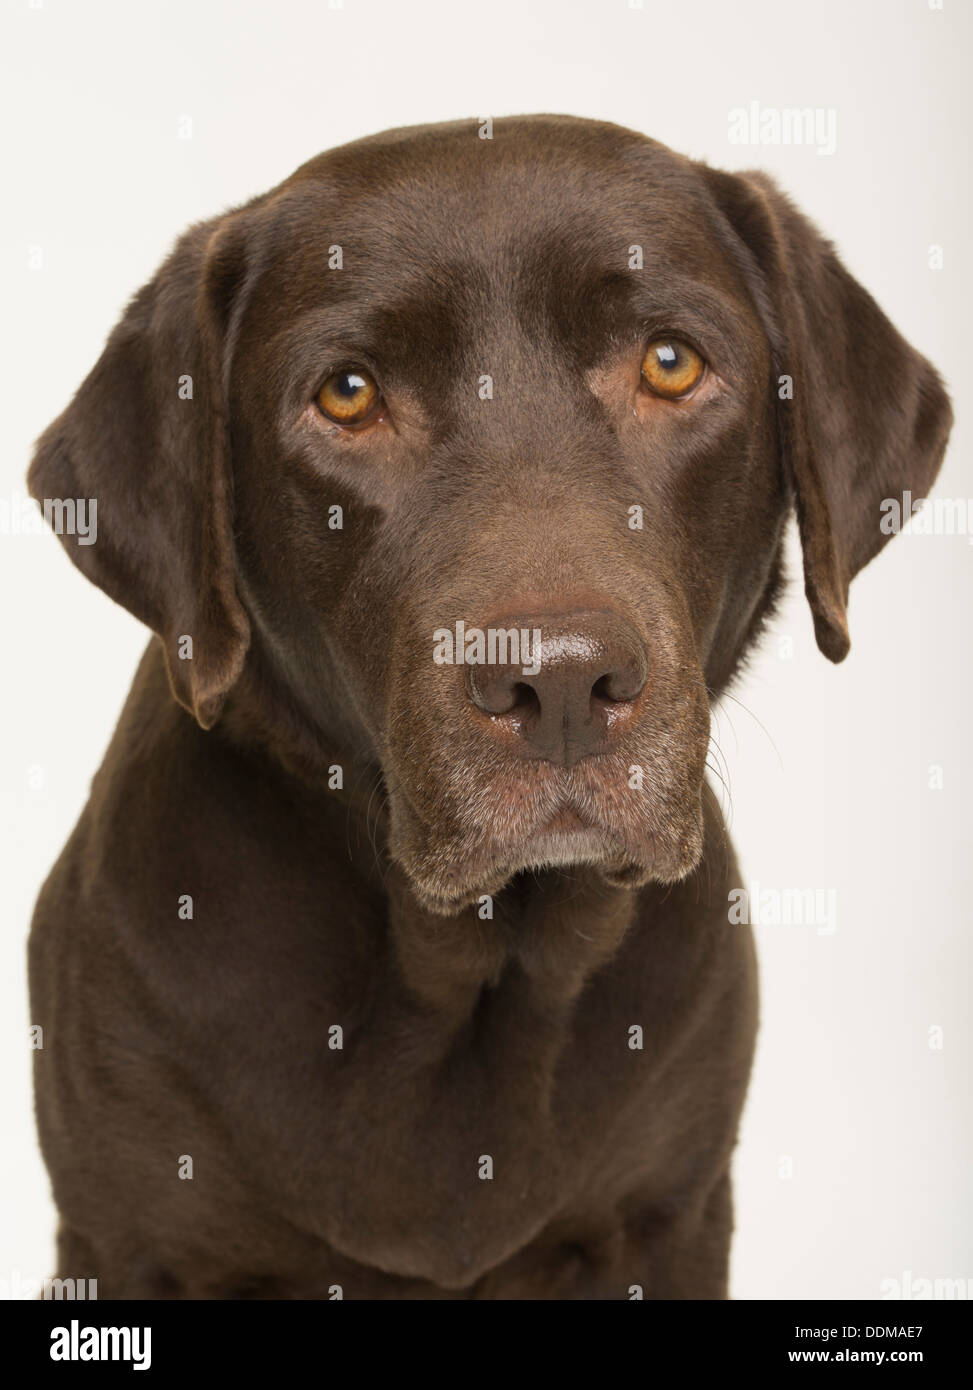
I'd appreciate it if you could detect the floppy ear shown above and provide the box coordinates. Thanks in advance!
[702,166,953,662]
[28,214,251,727]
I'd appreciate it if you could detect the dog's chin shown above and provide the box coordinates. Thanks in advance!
[396,808,704,918]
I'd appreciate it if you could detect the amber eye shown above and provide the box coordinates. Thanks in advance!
[640,338,706,400]
[315,368,382,426]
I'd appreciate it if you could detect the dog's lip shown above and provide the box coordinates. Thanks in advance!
[394,785,705,914]
[503,804,613,872]
[532,806,592,837]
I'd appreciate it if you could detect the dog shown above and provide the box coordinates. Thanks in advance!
[27,115,951,1299]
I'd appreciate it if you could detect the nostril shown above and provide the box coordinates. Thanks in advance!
[492,682,542,733]
[591,674,616,705]
[468,668,541,719]
[592,666,646,705]
[509,682,541,717]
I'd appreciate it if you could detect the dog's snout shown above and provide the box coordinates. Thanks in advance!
[466,611,648,766]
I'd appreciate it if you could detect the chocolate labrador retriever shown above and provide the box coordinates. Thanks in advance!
[28,115,950,1299]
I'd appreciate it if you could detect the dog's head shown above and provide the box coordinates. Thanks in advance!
[30,116,951,913]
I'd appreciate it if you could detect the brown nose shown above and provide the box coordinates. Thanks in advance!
[466,611,648,765]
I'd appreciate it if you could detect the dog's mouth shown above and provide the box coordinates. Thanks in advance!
[516,804,613,865]
[386,759,706,916]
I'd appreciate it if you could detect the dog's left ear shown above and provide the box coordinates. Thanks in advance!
[28,212,253,727]
[701,166,952,662]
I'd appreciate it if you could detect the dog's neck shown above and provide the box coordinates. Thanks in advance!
[385,863,637,1022]
[214,643,640,1018]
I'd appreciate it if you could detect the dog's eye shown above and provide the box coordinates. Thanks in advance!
[315,368,382,426]
[640,338,706,400]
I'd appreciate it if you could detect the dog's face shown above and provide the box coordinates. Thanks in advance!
[227,121,783,909]
[30,117,951,912]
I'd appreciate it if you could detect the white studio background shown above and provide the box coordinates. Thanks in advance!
[1,0,969,1300]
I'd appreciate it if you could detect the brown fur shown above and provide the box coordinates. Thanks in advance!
[27,115,951,1298]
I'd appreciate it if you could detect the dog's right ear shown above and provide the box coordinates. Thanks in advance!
[28,214,253,729]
